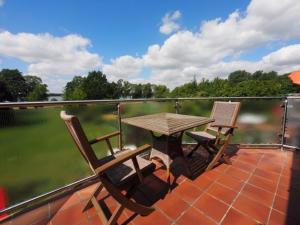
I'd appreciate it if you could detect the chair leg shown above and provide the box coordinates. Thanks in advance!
[83,183,104,211]
[107,204,125,225]
[223,155,232,165]
[187,142,201,157]
[91,196,109,225]
[206,146,224,171]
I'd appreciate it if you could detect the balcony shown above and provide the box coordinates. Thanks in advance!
[0,97,300,225]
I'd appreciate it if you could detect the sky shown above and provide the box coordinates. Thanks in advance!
[0,0,300,92]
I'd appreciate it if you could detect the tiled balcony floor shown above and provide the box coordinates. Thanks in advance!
[1,147,300,225]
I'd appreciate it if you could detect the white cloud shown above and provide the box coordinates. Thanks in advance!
[2,0,300,92]
[127,0,300,87]
[0,0,5,7]
[103,55,143,81]
[0,31,102,91]
[159,10,181,35]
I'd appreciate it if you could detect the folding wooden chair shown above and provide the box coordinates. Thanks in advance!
[60,111,155,225]
[185,101,241,171]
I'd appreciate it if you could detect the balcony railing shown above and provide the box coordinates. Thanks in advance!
[0,96,298,218]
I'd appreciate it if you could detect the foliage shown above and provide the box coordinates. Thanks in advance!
[0,68,298,102]
[170,70,298,97]
[153,85,170,98]
[0,69,28,101]
[0,69,48,102]
[0,80,13,101]
[24,75,48,101]
[27,84,49,101]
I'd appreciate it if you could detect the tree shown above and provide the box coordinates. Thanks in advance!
[153,85,169,98]
[131,84,143,98]
[83,71,110,99]
[27,84,48,101]
[142,83,153,98]
[0,69,27,101]
[64,76,86,100]
[228,70,251,84]
[0,80,13,101]
[24,75,48,101]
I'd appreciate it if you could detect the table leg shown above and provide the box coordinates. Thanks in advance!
[150,131,192,187]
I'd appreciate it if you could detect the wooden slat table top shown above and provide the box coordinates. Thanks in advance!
[121,113,214,135]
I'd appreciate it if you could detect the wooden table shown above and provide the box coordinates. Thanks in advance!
[122,113,214,181]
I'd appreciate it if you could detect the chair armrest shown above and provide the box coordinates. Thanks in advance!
[89,131,120,145]
[211,124,238,129]
[95,144,151,174]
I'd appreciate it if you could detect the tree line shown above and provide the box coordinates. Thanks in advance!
[0,69,48,102]
[0,69,298,102]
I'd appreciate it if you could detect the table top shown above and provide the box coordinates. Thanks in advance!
[121,113,214,136]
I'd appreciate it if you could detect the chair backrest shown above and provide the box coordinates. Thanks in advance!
[60,111,99,172]
[206,101,241,135]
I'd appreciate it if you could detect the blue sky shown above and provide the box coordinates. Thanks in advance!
[0,0,300,92]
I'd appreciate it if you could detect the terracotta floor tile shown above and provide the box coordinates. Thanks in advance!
[253,168,280,182]
[221,208,258,225]
[248,175,277,193]
[276,185,290,199]
[155,194,189,220]
[51,204,89,225]
[193,176,215,191]
[173,181,203,204]
[233,194,270,224]
[282,168,292,178]
[10,204,50,225]
[77,183,99,201]
[231,160,256,173]
[268,210,287,225]
[31,218,51,225]
[216,174,244,192]
[50,195,69,216]
[176,207,215,225]
[279,175,291,186]
[201,170,223,181]
[133,210,172,225]
[89,215,103,225]
[214,164,230,174]
[194,193,229,222]
[237,155,261,165]
[273,195,288,214]
[241,184,274,207]
[207,183,238,205]
[226,167,250,181]
[257,163,282,174]
[59,193,82,211]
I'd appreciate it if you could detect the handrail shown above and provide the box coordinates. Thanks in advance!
[0,96,285,108]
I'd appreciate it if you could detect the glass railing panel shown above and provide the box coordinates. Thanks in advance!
[284,97,300,148]
[0,103,118,206]
[235,99,283,144]
[178,98,283,144]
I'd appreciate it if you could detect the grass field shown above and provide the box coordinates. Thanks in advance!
[0,100,281,206]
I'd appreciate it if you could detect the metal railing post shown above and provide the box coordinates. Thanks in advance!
[280,98,288,150]
[117,103,123,151]
[175,100,180,114]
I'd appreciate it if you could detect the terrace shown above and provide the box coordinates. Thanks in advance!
[0,97,300,225]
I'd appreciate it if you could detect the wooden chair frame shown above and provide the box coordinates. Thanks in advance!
[187,101,241,171]
[60,111,154,225]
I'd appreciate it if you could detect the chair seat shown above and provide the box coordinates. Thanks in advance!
[186,131,216,142]
[101,151,155,186]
